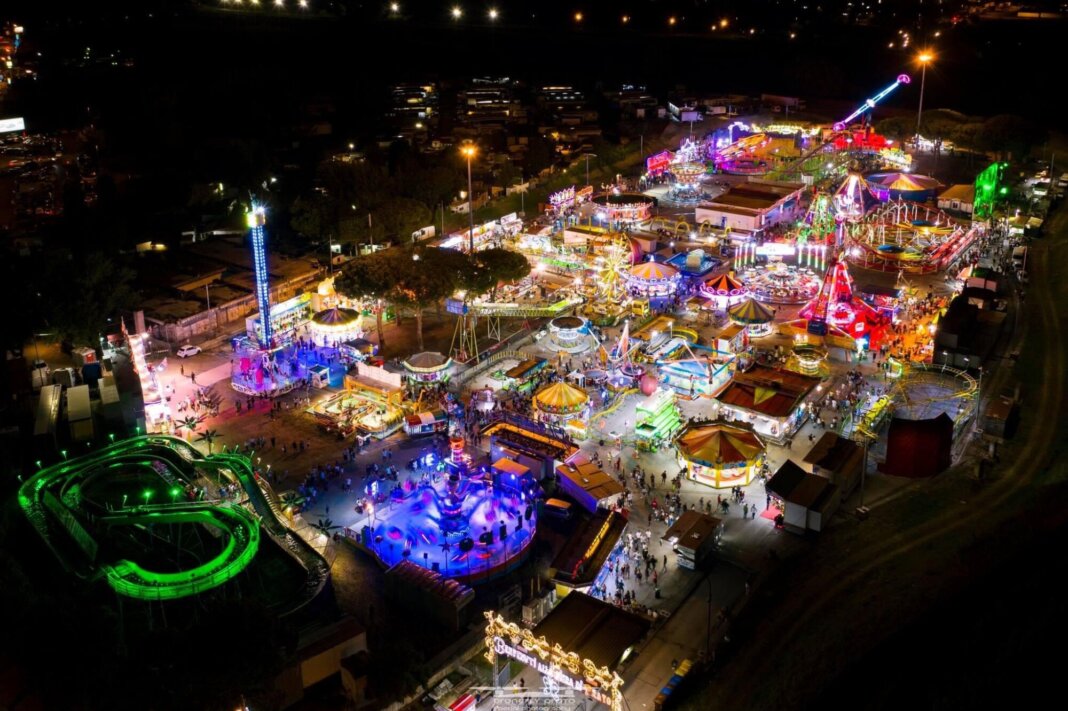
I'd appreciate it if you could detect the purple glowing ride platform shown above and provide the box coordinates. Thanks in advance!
[363,452,537,583]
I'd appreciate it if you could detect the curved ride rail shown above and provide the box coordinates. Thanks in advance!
[19,436,328,609]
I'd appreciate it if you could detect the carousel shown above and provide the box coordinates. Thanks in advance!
[728,298,776,338]
[402,351,453,391]
[592,192,656,226]
[532,381,590,438]
[308,307,364,347]
[547,316,596,354]
[701,273,749,307]
[628,260,680,298]
[738,261,823,304]
[665,162,709,204]
[675,420,766,489]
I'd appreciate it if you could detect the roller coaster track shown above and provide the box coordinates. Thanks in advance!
[19,436,328,610]
[851,362,978,439]
[469,296,584,319]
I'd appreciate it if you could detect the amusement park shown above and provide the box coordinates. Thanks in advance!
[10,50,1046,711]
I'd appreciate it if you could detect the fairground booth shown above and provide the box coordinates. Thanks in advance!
[659,357,734,400]
[675,420,766,489]
[553,460,625,513]
[549,508,628,594]
[532,381,590,439]
[484,594,652,711]
[662,510,724,569]
[714,364,822,441]
[483,415,581,480]
[634,390,683,452]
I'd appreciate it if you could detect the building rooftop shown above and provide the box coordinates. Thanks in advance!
[717,364,821,419]
[532,587,652,670]
[555,461,625,502]
[803,432,862,474]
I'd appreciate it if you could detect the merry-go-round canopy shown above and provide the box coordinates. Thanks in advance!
[629,261,679,282]
[311,307,362,328]
[728,297,775,325]
[676,421,765,468]
[403,351,452,373]
[533,381,589,415]
[867,172,943,192]
[703,273,747,295]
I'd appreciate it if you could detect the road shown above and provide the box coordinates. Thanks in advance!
[680,200,1068,709]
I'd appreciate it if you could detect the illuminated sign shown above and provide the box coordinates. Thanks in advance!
[549,186,576,208]
[645,151,673,174]
[756,243,797,256]
[485,613,625,711]
[0,117,26,133]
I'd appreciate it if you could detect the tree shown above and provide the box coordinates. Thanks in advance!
[175,416,202,439]
[311,518,341,538]
[290,193,335,244]
[196,429,221,454]
[374,196,433,243]
[334,250,399,348]
[47,253,136,345]
[391,247,466,351]
[471,248,532,301]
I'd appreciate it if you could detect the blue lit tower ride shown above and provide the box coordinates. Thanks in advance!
[247,205,272,348]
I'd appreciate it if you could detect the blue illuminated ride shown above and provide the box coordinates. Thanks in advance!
[833,74,912,131]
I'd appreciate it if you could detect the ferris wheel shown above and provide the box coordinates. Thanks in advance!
[594,232,634,300]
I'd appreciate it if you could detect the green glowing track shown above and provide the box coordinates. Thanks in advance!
[19,436,290,601]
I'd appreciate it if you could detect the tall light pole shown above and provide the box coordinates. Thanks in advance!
[461,144,477,252]
[915,52,934,141]
[583,152,598,188]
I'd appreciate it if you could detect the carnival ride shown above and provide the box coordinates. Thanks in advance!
[787,258,889,345]
[363,437,537,582]
[833,74,912,130]
[834,173,879,223]
[865,172,944,201]
[737,261,824,304]
[19,436,328,605]
[675,420,767,489]
[701,272,749,306]
[847,200,981,274]
[231,205,307,397]
[850,362,978,440]
[627,259,680,297]
[309,391,405,439]
[665,162,709,204]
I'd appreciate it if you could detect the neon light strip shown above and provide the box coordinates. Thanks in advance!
[248,206,272,347]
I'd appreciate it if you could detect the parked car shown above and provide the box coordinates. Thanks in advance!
[176,344,202,358]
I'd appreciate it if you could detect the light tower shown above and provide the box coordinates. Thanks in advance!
[247,204,272,347]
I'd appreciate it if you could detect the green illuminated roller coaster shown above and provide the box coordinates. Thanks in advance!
[19,436,322,603]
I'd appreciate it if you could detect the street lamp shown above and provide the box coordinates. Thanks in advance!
[488,7,498,21]
[915,52,934,140]
[451,5,462,20]
[583,152,598,188]
[461,144,477,252]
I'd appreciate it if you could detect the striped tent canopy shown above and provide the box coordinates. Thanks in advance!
[867,172,943,192]
[728,298,775,325]
[311,307,361,326]
[533,381,589,414]
[629,261,679,282]
[676,421,765,467]
[704,273,747,295]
